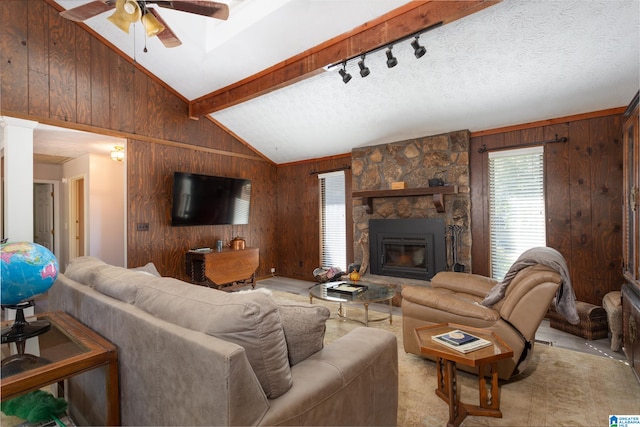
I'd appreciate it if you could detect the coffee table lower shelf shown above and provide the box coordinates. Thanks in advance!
[415,323,513,427]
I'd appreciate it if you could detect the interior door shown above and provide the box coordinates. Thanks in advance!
[34,183,54,251]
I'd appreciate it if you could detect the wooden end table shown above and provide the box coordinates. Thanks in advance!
[1,311,119,425]
[415,323,513,427]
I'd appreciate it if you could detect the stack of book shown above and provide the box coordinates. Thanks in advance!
[432,329,492,353]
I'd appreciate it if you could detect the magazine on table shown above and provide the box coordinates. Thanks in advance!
[432,329,492,353]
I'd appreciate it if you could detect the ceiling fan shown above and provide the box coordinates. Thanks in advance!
[60,0,230,48]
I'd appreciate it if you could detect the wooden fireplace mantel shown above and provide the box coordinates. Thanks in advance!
[353,185,458,213]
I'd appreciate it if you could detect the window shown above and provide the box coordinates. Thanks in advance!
[319,171,346,270]
[489,146,546,280]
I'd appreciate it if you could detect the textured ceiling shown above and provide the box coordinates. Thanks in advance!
[44,0,640,164]
[211,0,640,163]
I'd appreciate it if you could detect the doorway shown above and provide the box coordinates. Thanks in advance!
[34,181,56,253]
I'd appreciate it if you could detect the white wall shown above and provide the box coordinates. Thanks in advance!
[88,154,125,266]
[34,163,62,181]
[60,154,125,270]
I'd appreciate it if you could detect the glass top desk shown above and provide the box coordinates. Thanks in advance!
[1,311,119,426]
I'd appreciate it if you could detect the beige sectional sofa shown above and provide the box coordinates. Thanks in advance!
[48,257,398,426]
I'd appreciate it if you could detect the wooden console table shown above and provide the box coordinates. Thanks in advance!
[353,185,458,213]
[185,247,259,291]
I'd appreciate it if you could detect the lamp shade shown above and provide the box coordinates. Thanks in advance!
[107,0,141,34]
[142,12,165,37]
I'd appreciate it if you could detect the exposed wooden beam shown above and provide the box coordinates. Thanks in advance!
[189,0,500,118]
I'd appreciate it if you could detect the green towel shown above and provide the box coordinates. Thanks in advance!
[1,390,67,427]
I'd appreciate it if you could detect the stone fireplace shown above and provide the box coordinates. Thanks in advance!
[352,130,471,280]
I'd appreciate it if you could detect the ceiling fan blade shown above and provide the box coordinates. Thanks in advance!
[154,1,229,20]
[60,1,115,22]
[149,8,182,48]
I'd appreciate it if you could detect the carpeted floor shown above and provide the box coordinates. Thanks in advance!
[3,286,638,427]
[269,289,640,427]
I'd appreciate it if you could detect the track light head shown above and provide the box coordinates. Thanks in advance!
[385,47,398,68]
[358,56,370,78]
[411,37,426,58]
[339,63,352,84]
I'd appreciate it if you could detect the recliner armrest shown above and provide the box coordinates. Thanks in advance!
[431,271,498,298]
[402,286,500,321]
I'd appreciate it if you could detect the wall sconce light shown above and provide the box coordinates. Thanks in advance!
[339,62,352,84]
[358,55,370,77]
[111,145,125,162]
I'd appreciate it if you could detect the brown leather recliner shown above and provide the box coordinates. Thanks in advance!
[402,264,562,380]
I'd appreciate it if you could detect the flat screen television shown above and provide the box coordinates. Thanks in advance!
[171,172,252,226]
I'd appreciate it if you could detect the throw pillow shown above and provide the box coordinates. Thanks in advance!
[134,279,292,398]
[277,301,330,366]
[129,262,161,277]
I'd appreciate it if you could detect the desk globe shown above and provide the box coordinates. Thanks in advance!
[1,241,59,355]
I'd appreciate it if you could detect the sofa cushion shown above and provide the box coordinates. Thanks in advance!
[276,300,330,366]
[65,257,139,304]
[134,278,292,398]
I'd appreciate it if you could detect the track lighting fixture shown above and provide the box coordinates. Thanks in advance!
[411,36,426,58]
[339,63,352,84]
[328,22,442,83]
[385,47,398,68]
[358,56,370,78]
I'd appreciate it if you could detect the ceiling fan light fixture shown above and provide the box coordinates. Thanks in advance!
[107,0,141,34]
[385,47,398,68]
[142,12,165,37]
[123,0,138,15]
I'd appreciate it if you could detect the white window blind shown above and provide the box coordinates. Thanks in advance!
[489,146,546,280]
[319,171,346,271]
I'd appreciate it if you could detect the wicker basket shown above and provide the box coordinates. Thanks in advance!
[547,301,608,340]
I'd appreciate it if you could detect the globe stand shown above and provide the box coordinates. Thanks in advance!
[1,300,51,375]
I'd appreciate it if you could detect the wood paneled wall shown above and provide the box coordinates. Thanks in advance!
[1,1,627,297]
[127,140,277,281]
[276,157,353,281]
[470,113,624,305]
[0,0,277,279]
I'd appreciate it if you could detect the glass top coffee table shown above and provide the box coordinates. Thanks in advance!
[309,281,395,326]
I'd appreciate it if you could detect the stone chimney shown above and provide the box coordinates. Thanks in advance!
[351,130,471,276]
